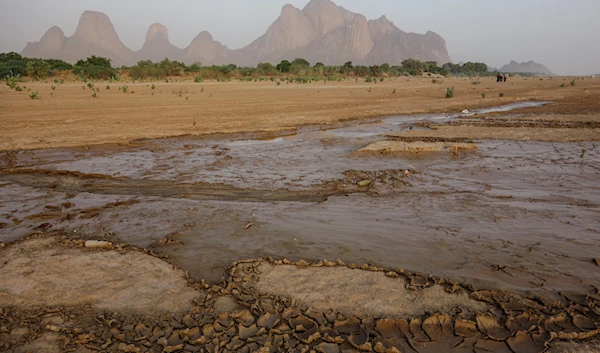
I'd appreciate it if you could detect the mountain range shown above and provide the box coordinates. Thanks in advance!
[21,0,451,67]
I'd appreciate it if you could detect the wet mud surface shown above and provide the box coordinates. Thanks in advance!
[2,101,600,351]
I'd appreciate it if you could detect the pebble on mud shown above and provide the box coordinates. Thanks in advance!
[84,240,112,249]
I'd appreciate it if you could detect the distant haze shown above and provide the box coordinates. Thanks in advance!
[1,0,599,75]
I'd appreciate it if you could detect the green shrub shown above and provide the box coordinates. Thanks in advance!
[445,86,455,98]
[481,92,486,98]
[194,75,203,83]
[26,59,50,80]
[365,76,373,83]
[73,65,117,80]
[4,71,22,91]
[73,56,117,79]
[29,91,38,99]
[121,84,128,93]
[499,92,504,97]
[51,85,56,91]
[570,80,575,87]
[559,83,565,88]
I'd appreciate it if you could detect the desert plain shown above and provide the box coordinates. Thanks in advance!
[1,76,600,352]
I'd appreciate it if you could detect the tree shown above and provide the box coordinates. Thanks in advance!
[45,59,72,71]
[75,56,112,68]
[292,58,310,67]
[341,61,353,74]
[257,62,276,75]
[137,60,154,67]
[276,60,291,73]
[26,59,50,80]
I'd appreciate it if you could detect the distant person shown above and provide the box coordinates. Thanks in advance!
[503,74,507,82]
[497,73,502,82]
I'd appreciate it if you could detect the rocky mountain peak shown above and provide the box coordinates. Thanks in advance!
[302,0,354,36]
[146,23,169,42]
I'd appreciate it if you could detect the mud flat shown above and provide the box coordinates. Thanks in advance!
[1,79,600,352]
[1,234,600,353]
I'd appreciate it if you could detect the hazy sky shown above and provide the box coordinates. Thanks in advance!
[1,0,599,75]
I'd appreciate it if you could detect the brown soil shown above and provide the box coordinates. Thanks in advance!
[253,263,488,318]
[357,141,477,153]
[0,236,199,314]
[389,125,600,142]
[1,77,598,151]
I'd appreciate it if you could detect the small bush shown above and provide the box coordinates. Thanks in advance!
[151,84,155,90]
[51,85,56,91]
[86,83,94,89]
[570,80,575,87]
[481,92,486,98]
[26,59,50,80]
[365,76,373,83]
[499,92,504,97]
[121,84,128,93]
[276,81,281,86]
[91,91,97,98]
[29,91,38,99]
[194,75,203,83]
[559,83,565,88]
[393,89,396,94]
[445,86,455,98]
[106,85,110,90]
[5,71,22,91]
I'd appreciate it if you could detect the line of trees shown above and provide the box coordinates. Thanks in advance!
[2,52,498,81]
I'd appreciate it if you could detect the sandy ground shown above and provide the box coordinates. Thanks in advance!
[1,77,598,151]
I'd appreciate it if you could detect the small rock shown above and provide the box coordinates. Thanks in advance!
[315,342,340,353]
[162,344,184,353]
[334,318,360,334]
[202,325,215,339]
[239,310,255,327]
[257,312,278,329]
[296,260,310,267]
[239,324,260,339]
[357,180,372,187]
[118,343,141,353]
[85,240,112,249]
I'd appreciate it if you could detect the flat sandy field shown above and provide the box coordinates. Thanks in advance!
[1,76,600,353]
[1,76,598,150]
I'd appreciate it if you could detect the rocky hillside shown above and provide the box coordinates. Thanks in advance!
[21,0,451,67]
[498,60,554,75]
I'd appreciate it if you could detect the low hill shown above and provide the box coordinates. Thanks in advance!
[498,60,554,76]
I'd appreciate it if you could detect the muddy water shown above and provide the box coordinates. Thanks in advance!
[2,101,600,296]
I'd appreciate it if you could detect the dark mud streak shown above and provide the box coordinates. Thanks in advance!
[0,169,369,203]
